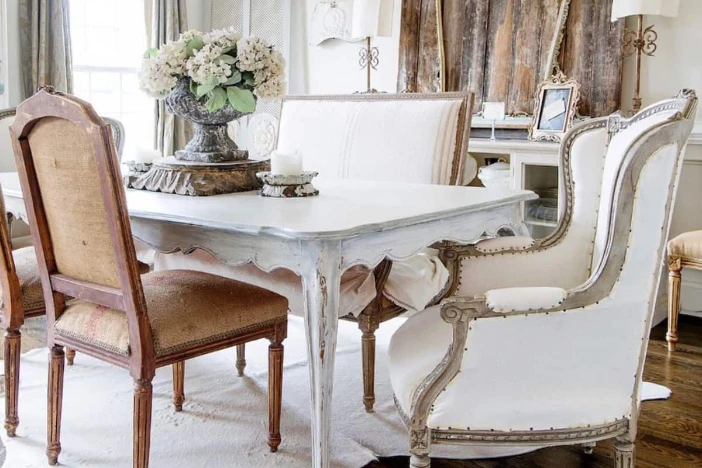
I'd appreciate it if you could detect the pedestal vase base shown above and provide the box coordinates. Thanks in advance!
[129,157,269,196]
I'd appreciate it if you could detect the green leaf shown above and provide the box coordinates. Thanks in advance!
[185,37,205,56]
[196,76,219,98]
[143,48,159,59]
[189,79,198,97]
[224,71,242,86]
[217,54,237,64]
[242,71,255,87]
[206,87,228,112]
[227,87,256,113]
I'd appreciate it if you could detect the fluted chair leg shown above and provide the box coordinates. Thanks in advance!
[47,346,65,466]
[134,379,153,468]
[66,348,76,366]
[4,328,21,437]
[358,317,379,413]
[614,436,635,468]
[172,361,185,412]
[667,257,683,352]
[236,344,246,377]
[268,341,283,452]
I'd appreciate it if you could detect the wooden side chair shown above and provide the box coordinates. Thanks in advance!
[666,230,702,351]
[10,87,289,468]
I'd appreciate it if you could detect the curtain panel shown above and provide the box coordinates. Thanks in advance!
[398,0,624,117]
[19,0,73,99]
[145,0,192,155]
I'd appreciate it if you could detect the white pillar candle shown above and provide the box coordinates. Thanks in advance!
[132,148,161,164]
[270,150,303,175]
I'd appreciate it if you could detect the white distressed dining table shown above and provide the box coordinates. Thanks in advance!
[0,172,535,468]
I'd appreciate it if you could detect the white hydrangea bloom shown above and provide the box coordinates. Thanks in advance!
[185,43,233,85]
[139,28,286,101]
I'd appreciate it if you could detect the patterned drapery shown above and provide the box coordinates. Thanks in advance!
[145,0,192,155]
[19,0,73,98]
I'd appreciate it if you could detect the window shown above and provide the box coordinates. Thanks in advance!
[70,0,154,155]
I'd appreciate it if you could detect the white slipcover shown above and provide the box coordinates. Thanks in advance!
[154,95,469,315]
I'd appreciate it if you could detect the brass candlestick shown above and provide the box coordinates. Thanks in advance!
[358,37,380,93]
[622,14,659,113]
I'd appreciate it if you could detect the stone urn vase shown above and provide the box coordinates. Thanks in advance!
[165,78,256,163]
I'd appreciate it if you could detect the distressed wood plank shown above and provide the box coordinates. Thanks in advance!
[442,0,466,92]
[483,0,515,104]
[459,0,490,105]
[417,0,442,92]
[562,0,624,116]
[397,0,423,92]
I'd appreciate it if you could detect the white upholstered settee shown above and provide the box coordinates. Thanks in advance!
[155,92,474,412]
[387,91,697,467]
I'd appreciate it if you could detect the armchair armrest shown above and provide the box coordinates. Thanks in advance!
[484,286,566,313]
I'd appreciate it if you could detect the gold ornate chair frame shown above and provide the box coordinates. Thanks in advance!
[277,92,474,413]
[401,91,697,468]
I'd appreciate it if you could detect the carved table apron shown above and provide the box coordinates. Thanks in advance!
[0,173,535,468]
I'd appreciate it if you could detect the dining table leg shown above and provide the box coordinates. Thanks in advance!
[301,241,342,468]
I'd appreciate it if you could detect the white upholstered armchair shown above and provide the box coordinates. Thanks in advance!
[155,92,474,412]
[387,90,697,468]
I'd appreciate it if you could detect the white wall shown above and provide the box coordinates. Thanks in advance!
[290,0,401,95]
[624,0,702,320]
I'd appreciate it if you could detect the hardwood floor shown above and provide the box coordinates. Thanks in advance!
[366,315,702,468]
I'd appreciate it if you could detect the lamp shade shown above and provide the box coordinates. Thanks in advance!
[351,0,393,38]
[611,0,680,21]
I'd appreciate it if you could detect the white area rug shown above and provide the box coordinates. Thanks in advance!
[0,317,671,467]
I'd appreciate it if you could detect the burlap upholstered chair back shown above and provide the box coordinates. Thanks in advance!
[26,116,122,288]
[9,89,149,365]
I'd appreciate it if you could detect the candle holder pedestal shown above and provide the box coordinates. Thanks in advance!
[257,171,319,198]
[128,156,269,196]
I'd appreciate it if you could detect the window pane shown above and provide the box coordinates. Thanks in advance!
[70,0,154,152]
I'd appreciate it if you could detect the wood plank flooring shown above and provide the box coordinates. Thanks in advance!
[365,315,702,468]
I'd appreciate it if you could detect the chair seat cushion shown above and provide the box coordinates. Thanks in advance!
[0,247,44,312]
[668,230,702,261]
[54,270,288,357]
[389,305,630,432]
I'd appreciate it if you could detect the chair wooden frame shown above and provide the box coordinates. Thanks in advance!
[278,92,474,413]
[400,91,697,468]
[666,254,702,351]
[0,186,56,437]
[10,88,287,467]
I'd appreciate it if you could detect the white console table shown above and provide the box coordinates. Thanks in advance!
[468,138,560,238]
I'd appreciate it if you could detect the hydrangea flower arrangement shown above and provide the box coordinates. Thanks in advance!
[139,28,286,113]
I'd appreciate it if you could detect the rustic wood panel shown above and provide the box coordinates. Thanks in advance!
[563,0,625,117]
[416,0,442,92]
[397,0,423,92]
[398,0,624,117]
[442,0,467,92]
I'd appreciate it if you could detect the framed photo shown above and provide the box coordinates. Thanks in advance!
[528,72,581,142]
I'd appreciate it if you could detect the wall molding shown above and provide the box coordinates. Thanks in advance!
[688,122,702,146]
